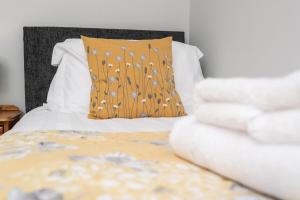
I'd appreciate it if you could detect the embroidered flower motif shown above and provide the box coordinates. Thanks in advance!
[128,51,135,57]
[98,106,103,111]
[141,54,146,61]
[109,76,117,83]
[116,56,123,62]
[149,62,154,67]
[147,75,152,79]
[113,105,119,109]
[105,51,111,57]
[101,100,107,105]
[176,103,180,107]
[171,90,177,96]
[107,64,114,68]
[153,48,159,53]
[165,98,171,102]
[126,62,132,67]
[131,91,138,99]
[91,75,97,81]
[92,48,98,55]
[115,68,121,73]
[141,99,147,104]
[121,46,127,51]
[162,104,168,107]
[110,91,117,98]
[135,63,141,69]
[152,68,158,76]
[152,80,158,87]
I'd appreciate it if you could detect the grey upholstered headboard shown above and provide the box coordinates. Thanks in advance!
[23,27,185,112]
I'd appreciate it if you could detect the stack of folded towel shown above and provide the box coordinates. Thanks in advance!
[193,70,300,144]
[170,70,300,200]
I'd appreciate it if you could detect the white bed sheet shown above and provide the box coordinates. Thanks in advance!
[11,106,183,133]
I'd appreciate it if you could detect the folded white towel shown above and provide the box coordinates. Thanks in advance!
[249,109,300,144]
[194,103,262,131]
[194,71,300,111]
[170,116,300,200]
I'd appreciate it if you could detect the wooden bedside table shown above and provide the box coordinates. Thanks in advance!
[0,105,22,135]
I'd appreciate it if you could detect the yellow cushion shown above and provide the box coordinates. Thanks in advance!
[81,36,186,119]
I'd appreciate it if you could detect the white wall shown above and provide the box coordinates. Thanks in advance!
[190,0,300,78]
[0,0,190,111]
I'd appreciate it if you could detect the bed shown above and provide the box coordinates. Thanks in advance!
[1,27,273,200]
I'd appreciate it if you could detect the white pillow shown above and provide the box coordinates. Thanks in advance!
[47,39,204,114]
[172,41,204,113]
[47,40,90,114]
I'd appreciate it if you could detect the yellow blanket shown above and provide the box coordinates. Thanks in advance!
[0,131,271,200]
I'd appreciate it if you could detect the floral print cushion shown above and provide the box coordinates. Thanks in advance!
[0,131,272,200]
[81,36,186,119]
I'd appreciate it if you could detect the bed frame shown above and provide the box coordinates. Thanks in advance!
[23,27,185,112]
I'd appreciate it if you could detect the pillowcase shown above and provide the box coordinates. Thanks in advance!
[81,36,186,119]
[172,41,204,112]
[47,40,90,113]
[47,39,203,114]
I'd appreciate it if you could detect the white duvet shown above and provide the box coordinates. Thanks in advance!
[11,106,181,133]
[170,116,300,200]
